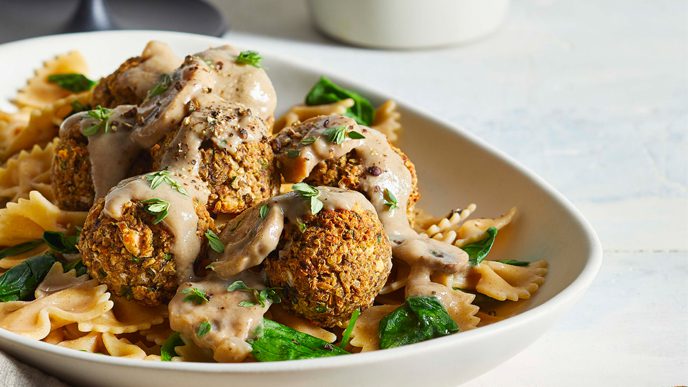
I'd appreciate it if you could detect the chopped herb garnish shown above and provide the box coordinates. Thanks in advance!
[205,229,224,253]
[296,219,307,233]
[43,231,79,254]
[291,182,323,215]
[383,189,398,210]
[147,73,172,98]
[463,226,498,266]
[0,254,56,302]
[300,136,316,145]
[197,321,212,337]
[339,309,360,349]
[160,332,184,361]
[379,296,459,349]
[249,319,348,361]
[228,280,281,307]
[323,125,347,144]
[0,240,43,259]
[496,259,530,267]
[347,131,365,139]
[47,73,96,92]
[82,106,112,136]
[145,170,188,195]
[141,198,169,225]
[259,204,270,219]
[181,287,209,304]
[235,50,262,68]
[305,76,375,125]
[286,149,300,158]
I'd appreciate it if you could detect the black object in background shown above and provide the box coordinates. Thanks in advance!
[0,0,227,44]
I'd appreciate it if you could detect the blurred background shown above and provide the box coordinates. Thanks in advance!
[0,0,685,385]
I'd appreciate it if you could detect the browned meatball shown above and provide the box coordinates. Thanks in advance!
[153,102,279,217]
[52,134,94,211]
[91,41,181,108]
[78,198,214,306]
[264,206,393,328]
[272,122,420,221]
[91,56,146,108]
[52,106,145,211]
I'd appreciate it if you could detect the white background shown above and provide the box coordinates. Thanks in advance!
[206,0,688,385]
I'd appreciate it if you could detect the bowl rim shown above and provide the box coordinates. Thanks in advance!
[0,30,603,372]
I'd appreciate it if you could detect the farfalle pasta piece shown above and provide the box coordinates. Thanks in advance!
[0,140,56,206]
[0,244,48,271]
[473,260,548,301]
[0,190,87,246]
[272,99,354,133]
[0,109,31,153]
[371,100,402,144]
[349,305,399,352]
[78,296,167,334]
[140,322,173,346]
[0,280,113,340]
[13,51,89,109]
[453,207,517,247]
[101,333,147,359]
[1,92,90,160]
[174,338,214,362]
[58,331,101,352]
[406,266,480,331]
[379,259,411,295]
[35,262,89,298]
[418,203,477,240]
[269,305,337,343]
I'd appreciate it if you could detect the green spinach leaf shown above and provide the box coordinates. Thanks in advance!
[0,240,43,259]
[378,296,459,349]
[0,254,56,302]
[47,73,96,92]
[463,226,498,266]
[43,231,79,254]
[304,76,375,125]
[160,332,184,361]
[249,319,348,361]
[496,259,530,267]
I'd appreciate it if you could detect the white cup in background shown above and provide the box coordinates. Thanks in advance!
[307,0,510,49]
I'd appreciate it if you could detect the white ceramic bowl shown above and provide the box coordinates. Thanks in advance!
[307,0,510,49]
[0,31,602,387]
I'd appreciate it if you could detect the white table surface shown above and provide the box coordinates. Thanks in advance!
[207,0,688,385]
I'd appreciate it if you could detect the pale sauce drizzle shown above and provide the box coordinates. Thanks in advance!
[207,187,375,278]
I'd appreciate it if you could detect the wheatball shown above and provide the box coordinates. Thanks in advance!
[271,123,420,221]
[264,205,393,328]
[152,102,279,217]
[78,198,214,306]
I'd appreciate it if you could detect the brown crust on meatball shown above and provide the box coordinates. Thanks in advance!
[264,207,393,328]
[78,198,214,306]
[52,136,94,211]
[91,56,145,108]
[272,121,420,222]
[199,139,279,216]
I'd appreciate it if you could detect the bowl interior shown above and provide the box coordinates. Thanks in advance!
[0,31,601,382]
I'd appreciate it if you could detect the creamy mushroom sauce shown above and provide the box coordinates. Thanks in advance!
[169,187,377,357]
[207,187,377,278]
[274,115,471,299]
[66,44,279,356]
[60,105,140,198]
[117,41,183,101]
[103,174,208,282]
[169,271,270,362]
[134,46,276,148]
